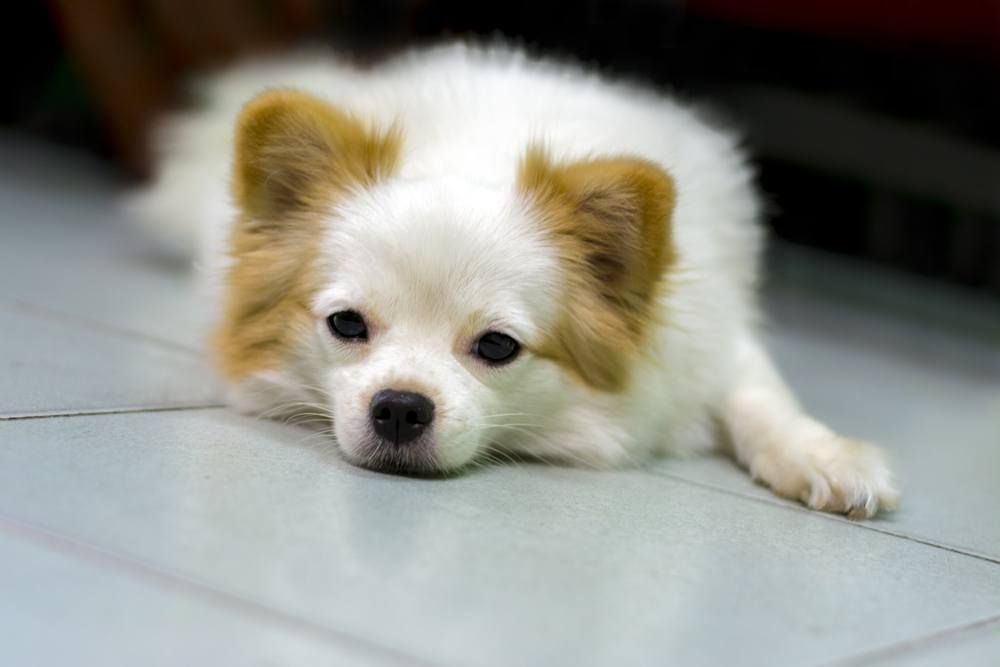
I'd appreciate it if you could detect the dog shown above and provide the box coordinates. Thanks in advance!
[130,42,898,518]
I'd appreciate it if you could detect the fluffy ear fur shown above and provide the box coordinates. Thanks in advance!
[216,90,400,379]
[233,89,400,221]
[518,146,677,392]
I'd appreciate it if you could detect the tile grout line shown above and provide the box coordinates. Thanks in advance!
[0,513,446,667]
[0,404,227,421]
[649,469,1000,566]
[818,614,1000,667]
[0,296,205,356]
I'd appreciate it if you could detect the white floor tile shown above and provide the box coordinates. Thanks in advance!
[0,137,213,351]
[858,619,1000,667]
[0,305,221,418]
[0,527,416,666]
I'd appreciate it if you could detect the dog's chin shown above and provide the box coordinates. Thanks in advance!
[341,439,459,477]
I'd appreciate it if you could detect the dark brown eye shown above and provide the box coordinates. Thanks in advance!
[327,311,367,340]
[474,331,520,364]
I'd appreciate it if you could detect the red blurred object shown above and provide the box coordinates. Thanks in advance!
[691,0,1000,61]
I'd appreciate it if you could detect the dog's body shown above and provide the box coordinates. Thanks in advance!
[132,43,897,517]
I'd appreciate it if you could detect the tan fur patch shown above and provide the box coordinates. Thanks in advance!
[216,89,401,379]
[517,146,677,392]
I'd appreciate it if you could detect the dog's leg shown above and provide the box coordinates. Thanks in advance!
[720,335,899,518]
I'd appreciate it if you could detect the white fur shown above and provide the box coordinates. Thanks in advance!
[131,42,898,516]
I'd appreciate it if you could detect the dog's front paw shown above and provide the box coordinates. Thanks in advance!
[750,435,899,519]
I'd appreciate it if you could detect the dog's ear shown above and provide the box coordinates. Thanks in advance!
[233,89,400,221]
[518,147,677,392]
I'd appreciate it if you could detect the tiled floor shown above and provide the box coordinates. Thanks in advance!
[2,132,999,666]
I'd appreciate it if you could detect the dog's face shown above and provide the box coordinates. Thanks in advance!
[216,90,676,473]
[313,179,565,471]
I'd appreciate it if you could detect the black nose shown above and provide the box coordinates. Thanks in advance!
[369,389,435,446]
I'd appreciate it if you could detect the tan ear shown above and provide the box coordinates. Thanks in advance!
[233,89,401,220]
[518,147,677,392]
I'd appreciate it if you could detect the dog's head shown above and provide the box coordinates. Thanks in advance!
[216,90,676,473]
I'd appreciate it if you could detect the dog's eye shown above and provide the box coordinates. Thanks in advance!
[474,331,520,364]
[327,310,368,340]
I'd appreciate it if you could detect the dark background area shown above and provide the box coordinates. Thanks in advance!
[7,1,1000,297]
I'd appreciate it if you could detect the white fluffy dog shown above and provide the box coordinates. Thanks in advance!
[132,42,898,517]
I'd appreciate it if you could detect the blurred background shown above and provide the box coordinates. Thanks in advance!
[7,1,1000,297]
